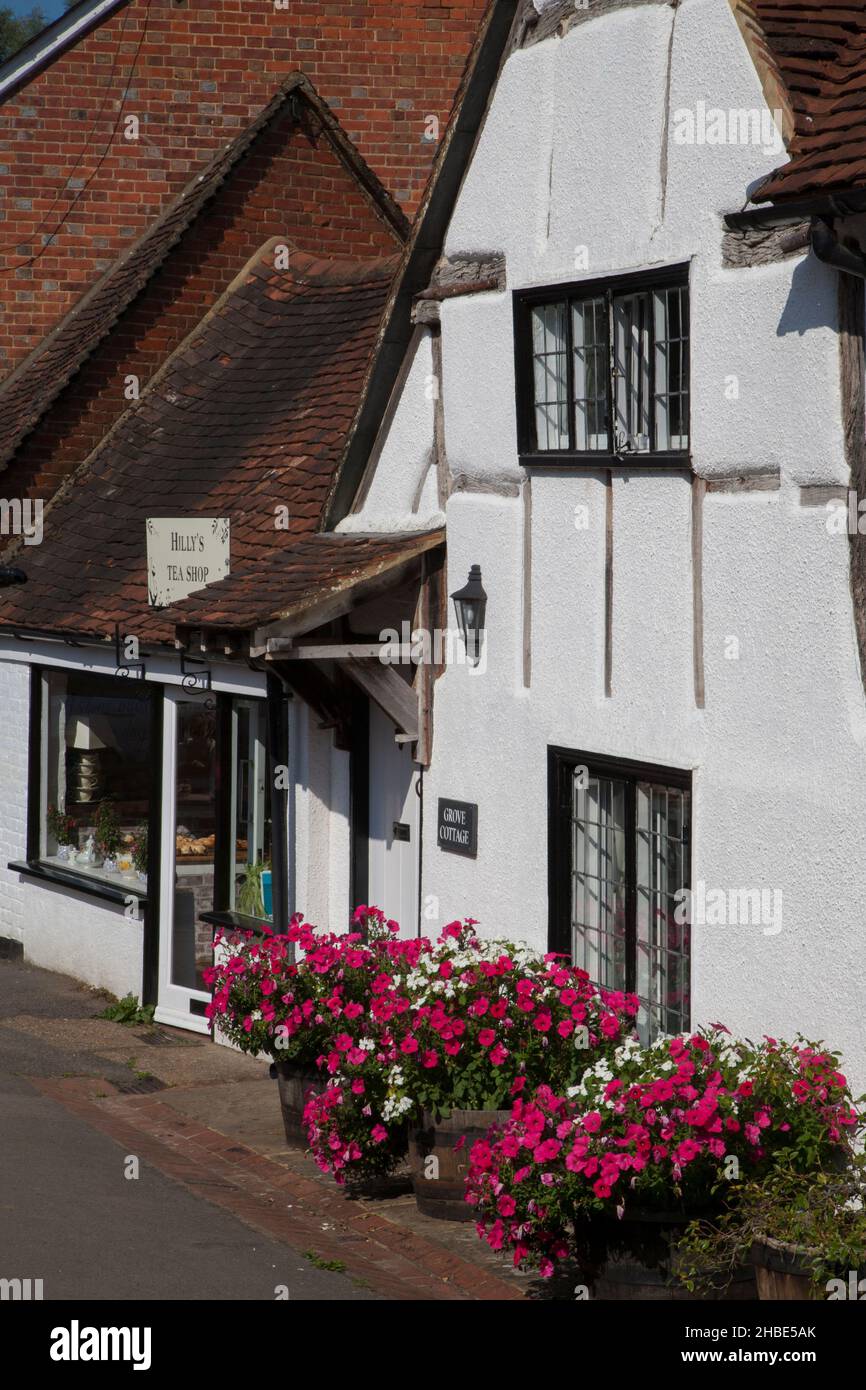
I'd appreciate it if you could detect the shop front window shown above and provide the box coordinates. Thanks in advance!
[171,698,218,992]
[41,670,153,889]
[229,700,271,920]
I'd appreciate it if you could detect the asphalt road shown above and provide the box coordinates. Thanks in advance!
[0,958,376,1301]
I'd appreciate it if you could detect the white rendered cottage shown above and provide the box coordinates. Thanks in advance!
[337,0,866,1084]
[3,0,866,1089]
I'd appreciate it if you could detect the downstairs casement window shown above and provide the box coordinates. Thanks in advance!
[548,749,692,1043]
[34,668,157,888]
[515,267,690,463]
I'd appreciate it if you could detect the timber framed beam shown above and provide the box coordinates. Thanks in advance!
[345,659,419,742]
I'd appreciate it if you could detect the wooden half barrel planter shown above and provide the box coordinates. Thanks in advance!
[273,1062,412,1197]
[750,1238,821,1300]
[589,1210,757,1301]
[408,1108,510,1221]
[272,1060,324,1146]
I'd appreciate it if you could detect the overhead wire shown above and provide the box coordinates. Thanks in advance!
[0,0,154,271]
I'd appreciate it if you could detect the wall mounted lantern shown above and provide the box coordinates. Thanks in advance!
[451,564,487,667]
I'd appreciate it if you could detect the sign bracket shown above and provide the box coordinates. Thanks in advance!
[114,624,147,680]
[180,652,212,692]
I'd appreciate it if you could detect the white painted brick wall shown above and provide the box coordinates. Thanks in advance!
[0,658,143,997]
[0,660,29,944]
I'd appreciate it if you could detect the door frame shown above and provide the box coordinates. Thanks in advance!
[367,702,421,935]
[153,686,220,1033]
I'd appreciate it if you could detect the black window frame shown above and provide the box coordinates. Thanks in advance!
[514,264,691,468]
[25,665,163,879]
[14,666,277,1001]
[548,746,693,1039]
[13,665,163,1001]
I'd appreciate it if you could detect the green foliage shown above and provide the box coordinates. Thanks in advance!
[0,6,47,63]
[98,993,156,1027]
[303,1250,346,1274]
[131,826,148,874]
[236,859,267,918]
[94,799,123,858]
[677,1152,866,1296]
[46,803,76,847]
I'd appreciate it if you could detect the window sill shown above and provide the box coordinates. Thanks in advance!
[519,453,692,470]
[201,910,276,939]
[8,859,148,907]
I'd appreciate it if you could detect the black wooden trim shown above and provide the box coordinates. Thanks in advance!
[141,686,163,1007]
[518,264,689,308]
[513,292,534,458]
[564,293,576,453]
[547,747,693,999]
[647,286,658,455]
[201,910,277,940]
[625,773,637,996]
[548,746,692,789]
[214,694,233,915]
[26,665,42,860]
[350,687,370,913]
[547,748,570,958]
[514,263,691,464]
[8,859,147,907]
[519,453,691,470]
[266,672,290,934]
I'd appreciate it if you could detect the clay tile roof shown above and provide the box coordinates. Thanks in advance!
[748,0,866,202]
[0,244,400,646]
[0,73,406,473]
[164,529,445,634]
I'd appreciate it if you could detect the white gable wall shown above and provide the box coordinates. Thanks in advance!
[415,0,866,1083]
[343,326,440,530]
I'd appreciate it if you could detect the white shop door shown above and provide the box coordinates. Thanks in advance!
[367,703,419,936]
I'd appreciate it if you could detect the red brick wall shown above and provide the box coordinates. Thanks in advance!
[0,0,489,375]
[1,104,400,503]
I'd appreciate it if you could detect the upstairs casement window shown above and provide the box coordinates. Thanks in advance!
[515,267,690,464]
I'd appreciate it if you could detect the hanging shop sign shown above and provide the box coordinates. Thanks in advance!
[146,518,230,608]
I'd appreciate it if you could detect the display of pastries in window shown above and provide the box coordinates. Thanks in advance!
[173,834,250,856]
[176,833,215,857]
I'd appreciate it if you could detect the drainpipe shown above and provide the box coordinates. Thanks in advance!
[810,218,866,280]
[416,766,424,939]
